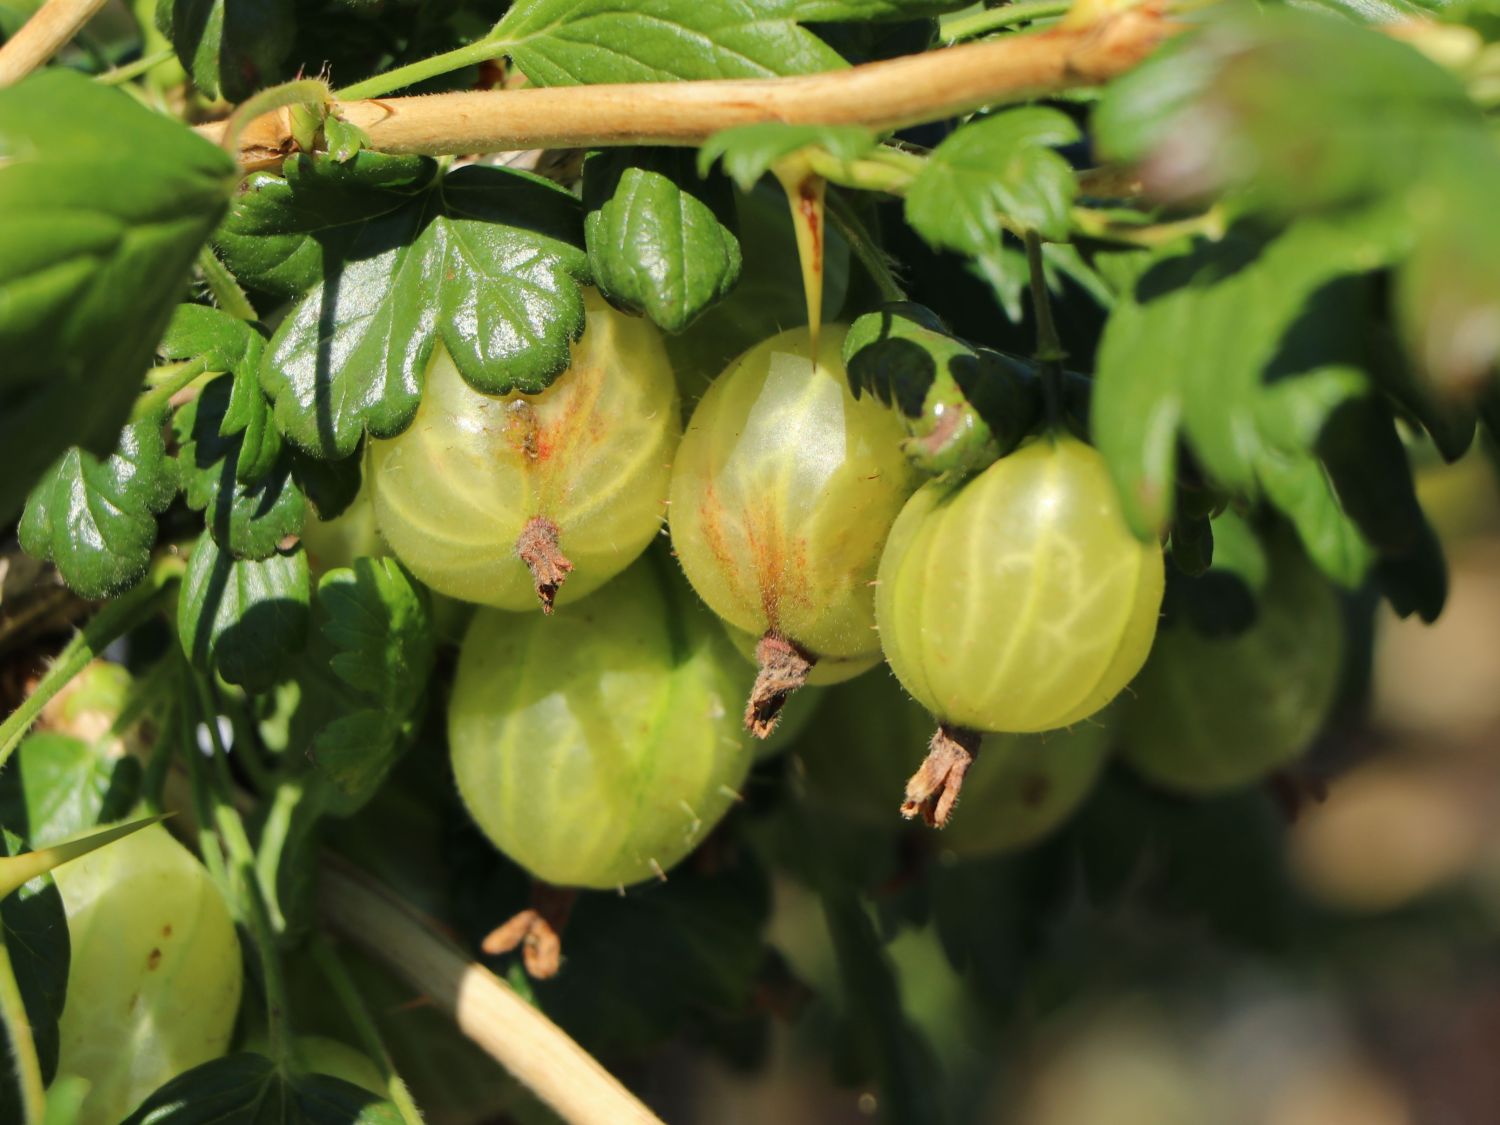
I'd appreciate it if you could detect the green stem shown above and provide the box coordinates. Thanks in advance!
[826,190,906,303]
[309,936,425,1125]
[336,36,506,100]
[0,559,181,771]
[940,0,1074,42]
[188,673,297,1069]
[805,150,919,196]
[131,356,210,421]
[197,247,257,321]
[1023,228,1066,425]
[96,45,175,85]
[254,779,304,935]
[0,924,45,1125]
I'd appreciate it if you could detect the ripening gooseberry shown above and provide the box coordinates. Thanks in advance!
[1122,533,1343,794]
[447,552,754,889]
[53,822,242,1125]
[668,324,920,736]
[369,289,679,613]
[875,435,1164,825]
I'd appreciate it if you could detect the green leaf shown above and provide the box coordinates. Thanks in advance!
[583,148,742,332]
[121,1053,402,1123]
[288,448,363,521]
[175,376,306,559]
[159,0,297,101]
[906,108,1080,253]
[1091,218,1401,589]
[490,0,965,85]
[843,302,1039,473]
[178,536,310,691]
[159,303,267,382]
[159,306,278,482]
[214,152,439,302]
[0,69,236,523]
[697,124,877,191]
[257,161,589,458]
[19,417,179,600]
[1167,508,1270,637]
[0,829,68,1111]
[1094,9,1482,213]
[0,732,142,851]
[307,559,434,812]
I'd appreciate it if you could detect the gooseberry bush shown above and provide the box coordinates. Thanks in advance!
[0,0,1497,1121]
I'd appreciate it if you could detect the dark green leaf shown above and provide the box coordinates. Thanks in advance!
[307,559,434,811]
[159,0,297,101]
[1167,508,1269,636]
[697,124,877,191]
[176,376,306,559]
[178,536,310,691]
[19,417,179,600]
[121,1052,402,1123]
[1091,218,1394,587]
[0,829,68,1108]
[906,108,1080,251]
[583,148,741,332]
[259,163,589,458]
[289,447,364,521]
[215,152,439,302]
[0,69,236,522]
[490,0,966,85]
[843,302,1039,473]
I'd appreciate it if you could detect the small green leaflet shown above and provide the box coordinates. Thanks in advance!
[0,731,143,850]
[906,108,1080,250]
[489,0,967,86]
[20,417,180,600]
[157,0,297,101]
[227,154,590,458]
[308,559,435,814]
[178,536,311,692]
[583,149,742,333]
[697,124,877,191]
[0,69,236,523]
[176,376,306,560]
[121,1053,402,1124]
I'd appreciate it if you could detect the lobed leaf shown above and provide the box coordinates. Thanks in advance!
[1092,216,1444,614]
[584,148,742,332]
[20,417,180,600]
[0,70,236,522]
[255,160,589,458]
[175,376,306,559]
[906,108,1080,250]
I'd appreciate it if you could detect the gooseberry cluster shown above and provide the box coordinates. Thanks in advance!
[362,294,1192,894]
